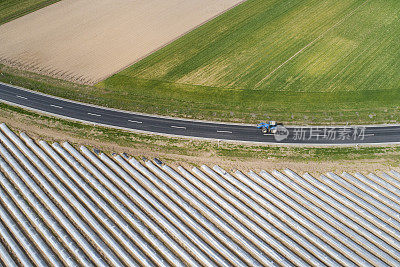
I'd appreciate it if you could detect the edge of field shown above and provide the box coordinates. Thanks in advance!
[103,0,249,83]
[0,0,60,25]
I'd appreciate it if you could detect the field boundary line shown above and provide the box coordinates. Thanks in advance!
[98,0,249,84]
[256,0,370,87]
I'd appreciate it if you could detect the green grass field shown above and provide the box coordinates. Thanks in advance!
[98,0,400,124]
[0,0,59,25]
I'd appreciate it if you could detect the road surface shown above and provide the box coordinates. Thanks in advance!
[1,82,399,145]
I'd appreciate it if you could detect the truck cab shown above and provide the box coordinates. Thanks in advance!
[257,121,278,134]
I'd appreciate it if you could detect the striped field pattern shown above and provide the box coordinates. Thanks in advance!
[0,123,399,266]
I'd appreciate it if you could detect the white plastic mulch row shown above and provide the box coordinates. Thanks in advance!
[0,123,399,266]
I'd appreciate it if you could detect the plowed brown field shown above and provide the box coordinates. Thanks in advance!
[0,0,245,84]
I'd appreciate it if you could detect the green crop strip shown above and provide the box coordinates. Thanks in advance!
[0,0,60,25]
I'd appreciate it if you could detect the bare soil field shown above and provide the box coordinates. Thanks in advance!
[0,0,245,84]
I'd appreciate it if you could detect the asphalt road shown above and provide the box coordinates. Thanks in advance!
[1,82,399,145]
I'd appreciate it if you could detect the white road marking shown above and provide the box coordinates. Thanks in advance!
[171,126,186,130]
[87,112,101,117]
[256,0,370,86]
[217,130,232,134]
[50,104,63,109]
[16,95,27,100]
[128,120,143,124]
[310,133,375,137]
